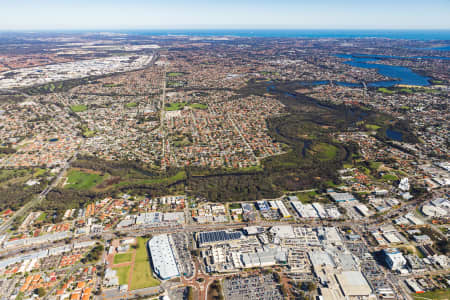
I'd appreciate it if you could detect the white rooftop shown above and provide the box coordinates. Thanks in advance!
[148,234,179,280]
[336,271,372,296]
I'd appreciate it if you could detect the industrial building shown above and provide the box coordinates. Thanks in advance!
[148,234,179,280]
[329,192,356,202]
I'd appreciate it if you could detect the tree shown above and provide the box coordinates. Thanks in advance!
[36,287,46,297]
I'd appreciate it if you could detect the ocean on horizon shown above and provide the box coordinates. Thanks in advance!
[118,29,450,41]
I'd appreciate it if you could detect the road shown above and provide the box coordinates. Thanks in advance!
[0,153,78,235]
[160,63,167,169]
[1,184,446,300]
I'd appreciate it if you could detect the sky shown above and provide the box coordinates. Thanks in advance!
[1,0,449,30]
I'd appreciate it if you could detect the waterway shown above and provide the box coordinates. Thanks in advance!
[298,53,434,88]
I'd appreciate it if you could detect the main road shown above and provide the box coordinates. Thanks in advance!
[0,153,78,235]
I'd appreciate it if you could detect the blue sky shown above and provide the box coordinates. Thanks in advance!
[1,0,449,30]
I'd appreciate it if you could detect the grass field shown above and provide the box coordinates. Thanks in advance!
[103,83,122,88]
[70,104,87,112]
[114,252,133,264]
[126,102,138,108]
[382,174,398,182]
[113,265,131,286]
[378,88,394,94]
[296,191,317,203]
[167,72,183,77]
[311,142,338,161]
[33,168,46,177]
[65,170,104,190]
[190,103,207,110]
[365,124,381,130]
[129,237,160,290]
[36,212,47,222]
[412,288,450,300]
[165,102,186,111]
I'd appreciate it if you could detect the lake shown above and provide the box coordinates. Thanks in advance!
[386,129,403,142]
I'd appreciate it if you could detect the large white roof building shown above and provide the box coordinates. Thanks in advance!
[148,234,179,280]
[383,248,406,270]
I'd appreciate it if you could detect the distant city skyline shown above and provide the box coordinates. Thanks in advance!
[1,0,450,30]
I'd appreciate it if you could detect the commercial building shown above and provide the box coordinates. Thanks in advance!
[329,192,356,202]
[196,230,242,247]
[148,234,179,280]
[383,248,406,270]
[335,271,372,297]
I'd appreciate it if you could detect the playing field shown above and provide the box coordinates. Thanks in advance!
[65,170,104,190]
[114,252,133,264]
[113,265,131,285]
[126,102,137,108]
[129,237,160,290]
[165,102,186,111]
[189,103,207,109]
[382,174,398,181]
[365,124,381,130]
[70,104,87,112]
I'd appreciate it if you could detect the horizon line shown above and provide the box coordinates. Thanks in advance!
[1,28,450,32]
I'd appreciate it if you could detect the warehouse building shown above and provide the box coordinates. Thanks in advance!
[335,271,372,297]
[148,234,179,280]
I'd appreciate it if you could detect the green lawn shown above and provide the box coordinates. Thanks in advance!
[399,88,413,94]
[126,102,138,108]
[65,170,104,190]
[113,265,131,286]
[296,191,317,203]
[70,104,87,112]
[378,87,394,94]
[365,124,381,131]
[114,252,133,264]
[129,237,160,290]
[311,142,338,161]
[167,72,183,77]
[165,102,186,111]
[189,103,207,110]
[36,212,47,222]
[382,174,398,182]
[33,168,46,177]
[412,288,450,300]
[103,83,122,88]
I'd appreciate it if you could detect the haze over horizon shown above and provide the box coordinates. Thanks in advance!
[1,0,450,30]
